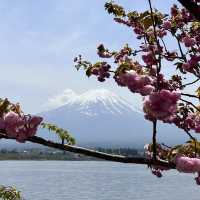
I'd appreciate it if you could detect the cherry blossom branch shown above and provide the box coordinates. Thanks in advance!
[160,38,168,53]
[177,0,200,21]
[175,35,187,62]
[0,133,175,168]
[161,143,172,149]
[152,120,157,160]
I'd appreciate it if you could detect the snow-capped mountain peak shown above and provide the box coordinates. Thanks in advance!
[78,89,118,103]
[74,89,135,116]
[45,88,139,117]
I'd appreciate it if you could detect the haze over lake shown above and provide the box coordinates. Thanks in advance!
[1,161,200,200]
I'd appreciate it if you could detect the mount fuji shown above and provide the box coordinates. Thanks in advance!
[38,88,188,148]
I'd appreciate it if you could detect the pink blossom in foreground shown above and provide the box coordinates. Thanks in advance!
[174,155,200,173]
[3,111,43,143]
[143,89,181,121]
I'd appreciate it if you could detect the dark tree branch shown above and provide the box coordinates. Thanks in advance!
[184,130,197,157]
[152,120,157,160]
[182,78,200,87]
[0,133,175,169]
[175,34,187,62]
[178,0,200,21]
[181,93,200,99]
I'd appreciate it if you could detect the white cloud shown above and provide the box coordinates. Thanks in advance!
[45,89,77,110]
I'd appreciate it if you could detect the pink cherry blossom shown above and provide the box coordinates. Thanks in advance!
[174,155,200,173]
[143,89,181,121]
[115,71,155,96]
[91,62,111,82]
[182,36,196,47]
[142,52,157,66]
[3,111,43,143]
[162,21,172,30]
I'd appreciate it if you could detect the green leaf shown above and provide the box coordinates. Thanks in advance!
[196,87,200,98]
[105,1,126,17]
[41,123,76,145]
[127,11,139,20]
[0,99,10,117]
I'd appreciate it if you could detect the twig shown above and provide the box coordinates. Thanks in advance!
[181,93,199,99]
[161,143,172,149]
[184,130,197,157]
[180,98,200,112]
[182,78,200,87]
[174,35,187,62]
[152,120,157,160]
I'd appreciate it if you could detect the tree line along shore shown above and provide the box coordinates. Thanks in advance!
[0,147,141,161]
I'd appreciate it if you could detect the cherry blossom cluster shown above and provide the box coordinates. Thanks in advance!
[175,155,200,185]
[142,52,157,66]
[113,45,132,64]
[91,62,111,82]
[0,111,43,143]
[143,89,181,121]
[184,113,200,133]
[160,108,200,134]
[97,44,113,58]
[115,70,155,96]
[175,154,200,173]
[182,55,200,74]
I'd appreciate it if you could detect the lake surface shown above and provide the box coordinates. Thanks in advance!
[0,161,200,200]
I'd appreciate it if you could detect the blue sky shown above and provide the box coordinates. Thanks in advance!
[0,0,182,113]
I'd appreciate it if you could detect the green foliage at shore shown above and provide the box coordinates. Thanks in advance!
[0,186,22,200]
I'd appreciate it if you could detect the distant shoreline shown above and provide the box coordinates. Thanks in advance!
[0,147,141,161]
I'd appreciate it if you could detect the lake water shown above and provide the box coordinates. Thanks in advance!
[0,161,200,200]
